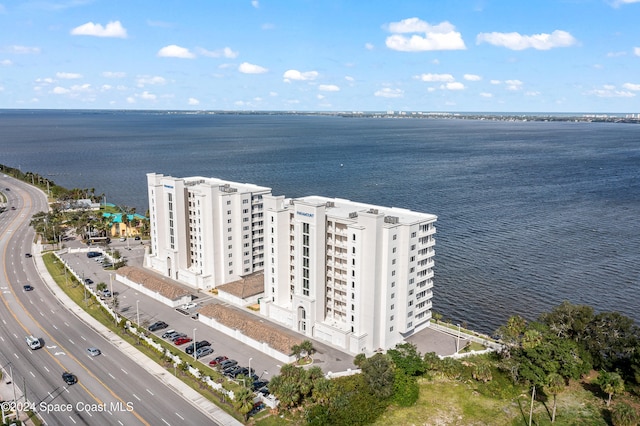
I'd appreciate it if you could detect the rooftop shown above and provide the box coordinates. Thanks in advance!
[117,266,191,301]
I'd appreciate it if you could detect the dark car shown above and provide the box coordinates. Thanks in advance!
[84,278,94,285]
[209,355,228,366]
[25,253,32,258]
[148,321,169,331]
[86,251,101,258]
[185,340,211,355]
[219,359,237,370]
[134,236,141,240]
[224,365,242,377]
[252,379,269,391]
[23,285,34,291]
[62,372,77,385]
[257,386,270,396]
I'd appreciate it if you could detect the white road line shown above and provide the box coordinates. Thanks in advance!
[68,416,76,424]
[48,392,53,399]
[53,325,58,330]
[81,336,86,341]
[1,319,5,324]
[86,411,92,417]
[161,419,170,426]
[64,322,69,327]
[44,366,49,372]
[13,333,18,339]
[14,353,19,359]
[146,388,153,395]
[39,312,44,317]
[50,309,55,314]
[0,336,4,342]
[68,339,74,344]
[118,421,123,426]
[30,371,35,377]
[132,394,140,401]
[121,368,128,375]
[108,373,115,380]
[64,387,69,393]
[175,412,184,420]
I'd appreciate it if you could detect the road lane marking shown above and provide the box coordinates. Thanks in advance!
[146,389,153,395]
[161,419,170,426]
[30,371,35,377]
[108,373,115,379]
[133,394,140,401]
[80,336,86,341]
[68,339,75,344]
[68,415,76,424]
[121,368,128,375]
[175,413,184,420]
[44,366,49,372]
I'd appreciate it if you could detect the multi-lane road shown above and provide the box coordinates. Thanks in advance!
[0,176,223,426]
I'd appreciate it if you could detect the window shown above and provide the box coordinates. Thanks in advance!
[391,304,394,310]
[227,210,231,215]
[390,326,394,332]
[391,293,395,299]
[227,200,231,205]
[390,315,394,321]
[392,248,396,253]
[411,232,416,238]
[391,281,395,287]
[393,234,397,240]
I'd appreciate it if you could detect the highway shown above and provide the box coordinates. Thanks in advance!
[0,176,221,426]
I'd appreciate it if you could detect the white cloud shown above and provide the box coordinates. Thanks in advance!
[505,79,523,90]
[317,94,325,100]
[345,76,355,82]
[490,79,501,85]
[36,77,54,84]
[634,47,640,56]
[252,0,259,8]
[374,87,404,98]
[415,73,454,82]
[140,91,157,100]
[588,87,635,97]
[56,72,82,79]
[612,0,640,6]
[238,62,268,74]
[6,45,40,54]
[137,75,167,87]
[463,74,482,81]
[188,97,200,105]
[157,45,195,58]
[70,21,127,38]
[442,82,465,90]
[51,86,69,94]
[385,18,466,51]
[365,43,374,50]
[606,51,626,57]
[622,83,640,91]
[283,69,318,82]
[480,92,493,98]
[319,84,340,92]
[101,84,112,91]
[126,97,135,104]
[1,59,12,66]
[197,47,239,58]
[525,91,541,96]
[70,83,91,92]
[476,30,577,50]
[103,71,126,78]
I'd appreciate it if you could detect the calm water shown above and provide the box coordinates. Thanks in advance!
[2,110,639,334]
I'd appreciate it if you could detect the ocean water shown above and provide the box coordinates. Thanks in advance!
[2,109,639,334]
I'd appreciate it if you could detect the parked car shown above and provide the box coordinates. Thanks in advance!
[219,359,237,370]
[84,278,94,285]
[170,333,187,342]
[185,340,211,355]
[252,379,269,391]
[257,386,270,396]
[181,302,197,310]
[161,329,177,338]
[148,321,168,331]
[134,236,141,240]
[86,251,101,258]
[209,355,228,366]
[62,372,77,385]
[224,365,242,377]
[23,285,34,291]
[174,337,193,346]
[119,237,126,242]
[87,347,101,357]
[249,402,266,417]
[195,346,214,358]
[102,289,112,297]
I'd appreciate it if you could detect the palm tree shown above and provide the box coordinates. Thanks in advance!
[300,339,316,361]
[291,344,302,362]
[597,370,625,407]
[472,360,492,383]
[546,372,565,423]
[611,402,639,426]
[233,387,254,421]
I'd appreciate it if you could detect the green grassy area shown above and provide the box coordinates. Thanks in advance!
[42,252,245,422]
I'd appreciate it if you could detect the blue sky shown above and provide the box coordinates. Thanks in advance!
[1,0,640,113]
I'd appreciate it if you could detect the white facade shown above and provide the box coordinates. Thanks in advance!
[259,195,437,355]
[146,173,271,290]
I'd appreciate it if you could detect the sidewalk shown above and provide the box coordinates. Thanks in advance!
[33,243,242,426]
[0,365,34,425]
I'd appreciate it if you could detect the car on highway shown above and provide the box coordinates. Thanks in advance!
[148,321,169,331]
[195,346,214,359]
[185,340,210,355]
[209,355,228,366]
[25,253,32,258]
[174,337,192,346]
[62,372,77,385]
[87,347,101,357]
[23,285,34,291]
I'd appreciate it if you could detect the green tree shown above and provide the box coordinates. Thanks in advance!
[584,312,639,371]
[392,369,419,406]
[291,344,302,361]
[359,353,395,400]
[611,401,639,426]
[472,360,493,383]
[495,315,527,347]
[539,301,594,342]
[353,353,366,368]
[300,339,316,360]
[387,342,425,376]
[545,372,565,423]
[233,387,254,421]
[597,370,625,407]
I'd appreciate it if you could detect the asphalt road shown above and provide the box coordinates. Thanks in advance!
[0,176,220,426]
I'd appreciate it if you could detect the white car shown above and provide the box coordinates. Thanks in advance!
[87,347,101,357]
[181,302,197,310]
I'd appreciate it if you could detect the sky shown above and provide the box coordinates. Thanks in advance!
[1,0,640,113]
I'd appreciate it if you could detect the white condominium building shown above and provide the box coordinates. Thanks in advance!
[260,195,437,355]
[146,173,272,290]
[146,173,437,355]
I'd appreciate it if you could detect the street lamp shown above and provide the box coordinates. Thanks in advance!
[249,357,253,379]
[193,328,197,361]
[136,300,140,326]
[456,323,461,353]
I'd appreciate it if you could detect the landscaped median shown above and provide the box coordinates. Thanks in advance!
[43,252,250,422]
